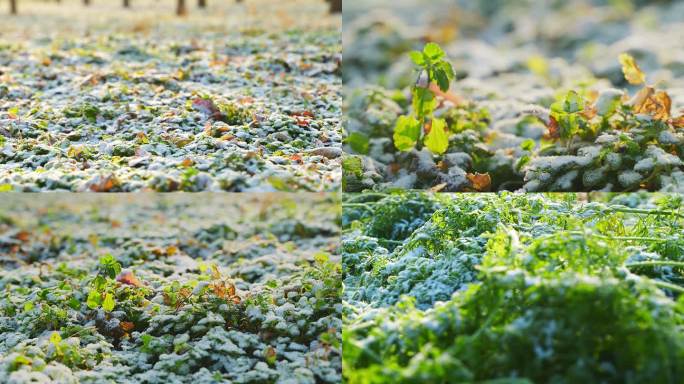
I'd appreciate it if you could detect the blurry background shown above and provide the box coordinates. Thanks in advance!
[344,0,684,106]
[1,0,340,37]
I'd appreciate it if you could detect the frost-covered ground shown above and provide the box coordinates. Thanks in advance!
[343,0,684,192]
[0,194,341,383]
[0,0,341,192]
[342,192,684,382]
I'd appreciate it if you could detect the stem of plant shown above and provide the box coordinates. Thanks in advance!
[606,207,684,220]
[568,232,675,242]
[652,280,684,295]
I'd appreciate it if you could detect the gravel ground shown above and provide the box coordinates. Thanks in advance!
[0,193,341,383]
[0,0,341,192]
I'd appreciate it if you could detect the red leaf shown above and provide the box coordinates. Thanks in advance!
[546,116,560,140]
[192,98,222,120]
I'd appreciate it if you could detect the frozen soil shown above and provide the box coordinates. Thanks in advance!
[0,194,341,383]
[0,0,341,192]
[343,0,684,192]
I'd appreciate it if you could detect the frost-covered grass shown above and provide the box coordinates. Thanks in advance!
[343,192,684,383]
[342,0,684,192]
[0,194,341,383]
[0,0,341,192]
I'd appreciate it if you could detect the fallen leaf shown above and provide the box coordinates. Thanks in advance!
[429,183,447,192]
[192,98,222,120]
[120,321,135,332]
[546,116,560,139]
[466,173,492,192]
[290,111,314,118]
[89,174,120,192]
[14,231,30,242]
[632,87,671,120]
[116,270,144,288]
[671,114,684,128]
[581,104,597,120]
[619,53,646,85]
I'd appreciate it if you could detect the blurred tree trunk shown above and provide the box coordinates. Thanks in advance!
[328,0,341,13]
[83,0,90,6]
[177,0,187,16]
[123,0,130,8]
[10,0,17,15]
[198,0,206,8]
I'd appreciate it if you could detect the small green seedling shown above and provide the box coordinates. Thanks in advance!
[394,43,456,154]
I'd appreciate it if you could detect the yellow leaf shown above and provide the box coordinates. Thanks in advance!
[632,87,671,120]
[671,115,684,128]
[619,53,646,85]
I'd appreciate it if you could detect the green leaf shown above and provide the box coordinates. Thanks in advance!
[393,115,421,151]
[424,118,449,154]
[345,132,370,154]
[423,43,445,60]
[558,113,579,139]
[412,87,436,119]
[520,139,535,151]
[23,302,34,312]
[438,60,455,80]
[82,103,100,123]
[409,51,424,66]
[433,69,450,92]
[99,254,121,279]
[68,298,81,310]
[516,155,531,171]
[141,334,155,353]
[87,290,101,310]
[102,293,115,312]
[562,91,584,114]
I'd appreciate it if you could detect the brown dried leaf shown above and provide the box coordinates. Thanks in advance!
[14,231,30,242]
[466,173,492,192]
[546,116,560,140]
[633,87,671,120]
[192,98,222,120]
[671,115,684,128]
[581,104,597,120]
[116,270,144,288]
[89,174,120,192]
[429,183,447,192]
[120,321,135,332]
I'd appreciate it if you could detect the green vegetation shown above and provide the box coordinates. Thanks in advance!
[0,194,341,383]
[0,0,341,192]
[343,192,684,383]
[344,44,684,192]
[342,0,684,192]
